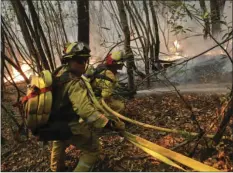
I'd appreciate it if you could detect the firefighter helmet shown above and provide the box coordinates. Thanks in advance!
[106,51,124,65]
[62,42,91,60]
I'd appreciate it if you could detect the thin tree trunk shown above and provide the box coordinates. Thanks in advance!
[143,0,154,87]
[10,0,42,72]
[131,1,150,53]
[157,15,169,52]
[40,1,56,68]
[2,16,34,65]
[210,0,221,37]
[116,0,135,90]
[46,2,62,59]
[128,1,147,48]
[3,27,33,83]
[199,0,211,39]
[125,2,145,62]
[149,0,161,70]
[77,0,89,44]
[48,1,66,46]
[2,20,36,72]
[26,0,53,71]
[109,1,123,38]
[57,1,68,43]
[1,27,5,99]
[125,2,145,51]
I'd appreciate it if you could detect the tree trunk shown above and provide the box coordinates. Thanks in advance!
[77,0,89,45]
[124,1,145,60]
[2,19,36,72]
[2,26,30,83]
[10,0,42,72]
[46,2,62,60]
[1,26,5,99]
[2,16,34,65]
[116,0,135,90]
[143,0,153,88]
[210,0,221,37]
[149,0,161,70]
[26,0,53,71]
[199,0,211,39]
[40,1,57,68]
[219,0,226,16]
[57,1,68,43]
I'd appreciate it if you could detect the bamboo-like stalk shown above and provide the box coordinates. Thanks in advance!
[101,98,230,140]
[124,132,220,172]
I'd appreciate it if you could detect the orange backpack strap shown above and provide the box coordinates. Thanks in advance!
[21,86,52,104]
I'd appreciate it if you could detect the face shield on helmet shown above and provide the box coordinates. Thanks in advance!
[62,42,91,64]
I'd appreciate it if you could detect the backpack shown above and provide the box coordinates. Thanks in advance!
[21,70,53,130]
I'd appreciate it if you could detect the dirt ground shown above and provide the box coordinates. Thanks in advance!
[1,84,233,172]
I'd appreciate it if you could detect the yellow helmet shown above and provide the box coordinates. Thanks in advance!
[62,42,91,60]
[106,51,124,65]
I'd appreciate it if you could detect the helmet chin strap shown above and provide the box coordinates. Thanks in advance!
[84,59,90,73]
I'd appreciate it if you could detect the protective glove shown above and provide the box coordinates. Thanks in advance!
[92,114,109,129]
[106,119,125,132]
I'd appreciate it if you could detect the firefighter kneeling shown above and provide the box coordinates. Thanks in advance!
[85,51,126,114]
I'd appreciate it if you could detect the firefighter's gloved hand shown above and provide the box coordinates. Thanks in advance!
[106,119,125,132]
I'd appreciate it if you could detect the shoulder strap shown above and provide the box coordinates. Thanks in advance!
[53,66,80,87]
[52,65,65,76]
[89,65,114,83]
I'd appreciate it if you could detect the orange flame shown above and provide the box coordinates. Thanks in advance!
[5,63,33,83]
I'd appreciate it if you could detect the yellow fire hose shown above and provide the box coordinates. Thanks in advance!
[124,132,219,171]
[101,98,230,140]
[81,75,120,122]
[82,76,219,171]
[102,99,220,171]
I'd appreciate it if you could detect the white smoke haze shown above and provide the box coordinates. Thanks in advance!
[88,1,232,67]
[2,1,232,83]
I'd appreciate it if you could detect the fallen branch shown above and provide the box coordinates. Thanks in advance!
[171,139,193,150]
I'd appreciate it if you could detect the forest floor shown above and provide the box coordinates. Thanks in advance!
[1,83,233,172]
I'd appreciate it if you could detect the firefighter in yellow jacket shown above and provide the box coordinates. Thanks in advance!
[86,51,125,113]
[49,42,125,172]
